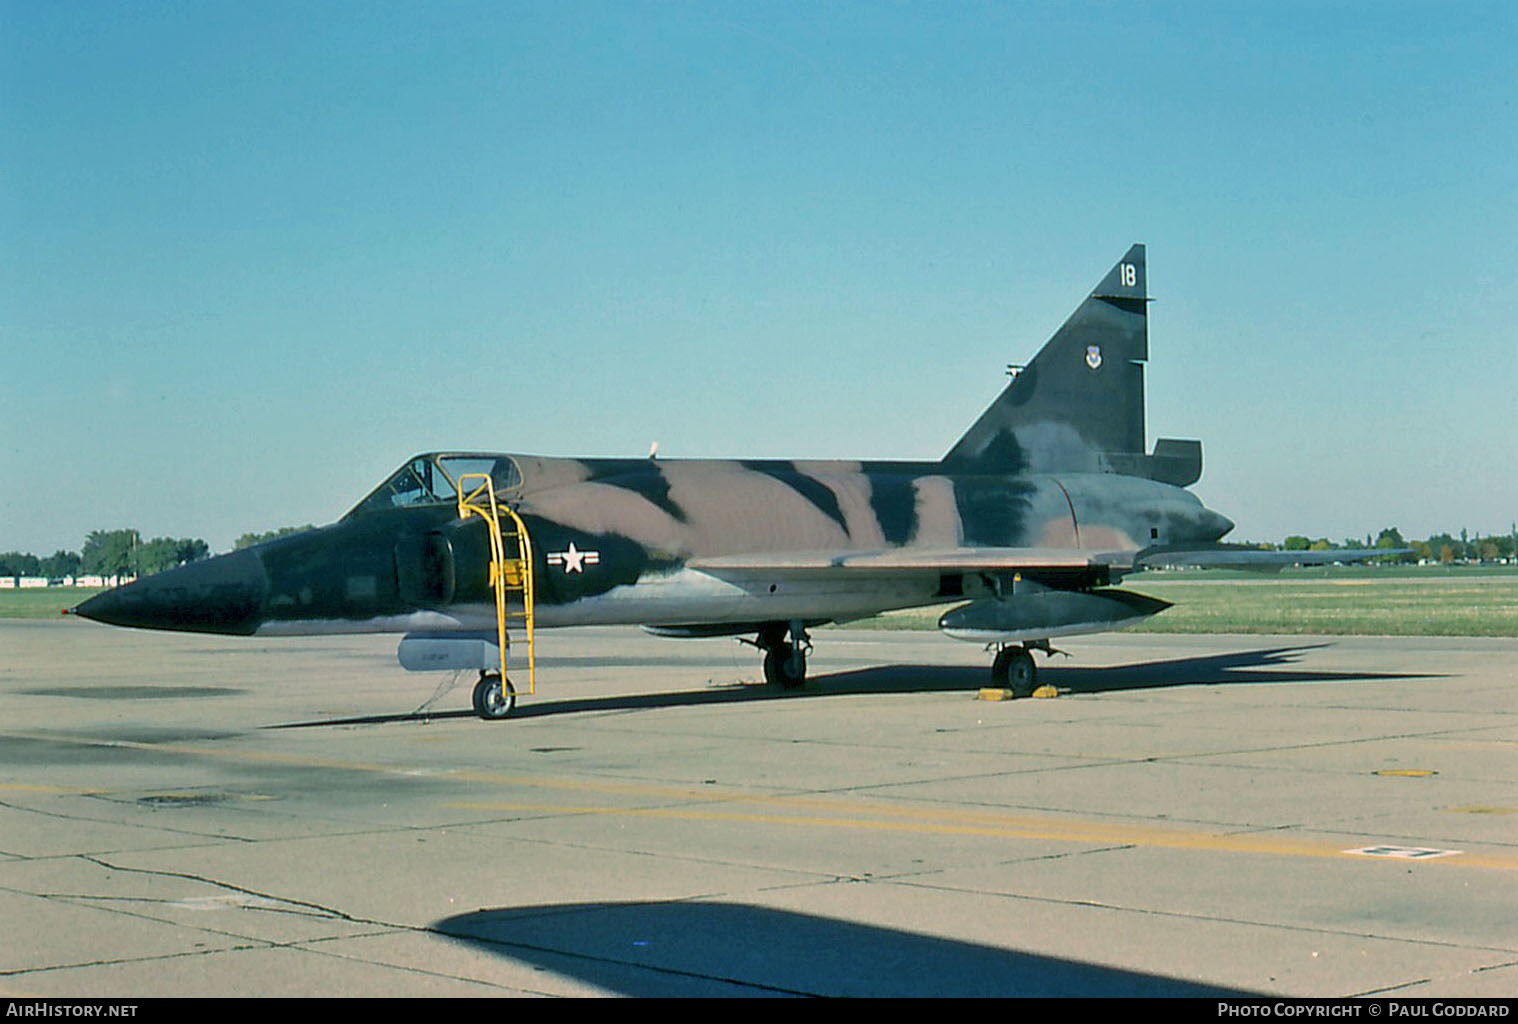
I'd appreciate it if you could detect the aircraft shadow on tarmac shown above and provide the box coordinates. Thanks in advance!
[434,900,1260,997]
[270,642,1441,730]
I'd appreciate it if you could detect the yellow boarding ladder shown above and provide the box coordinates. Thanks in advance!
[456,474,535,695]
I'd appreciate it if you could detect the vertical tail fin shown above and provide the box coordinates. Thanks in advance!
[941,244,1198,485]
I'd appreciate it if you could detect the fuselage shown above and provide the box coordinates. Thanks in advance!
[75,451,1233,638]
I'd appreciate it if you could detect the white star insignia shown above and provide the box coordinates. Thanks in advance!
[548,542,600,574]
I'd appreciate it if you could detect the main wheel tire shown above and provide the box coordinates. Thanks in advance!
[472,673,516,720]
[991,647,1037,698]
[763,642,807,689]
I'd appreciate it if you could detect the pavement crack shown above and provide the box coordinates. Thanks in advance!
[0,796,259,845]
[892,876,1518,956]
[78,854,370,925]
[0,943,272,979]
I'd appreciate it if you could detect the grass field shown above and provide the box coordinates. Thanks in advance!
[0,587,104,619]
[849,565,1518,638]
[5,567,1516,636]
[1128,569,1518,636]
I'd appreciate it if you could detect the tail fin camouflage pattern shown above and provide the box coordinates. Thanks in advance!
[942,244,1200,486]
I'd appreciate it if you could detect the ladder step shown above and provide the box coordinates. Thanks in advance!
[456,472,536,698]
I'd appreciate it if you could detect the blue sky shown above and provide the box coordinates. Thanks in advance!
[4,1,1515,554]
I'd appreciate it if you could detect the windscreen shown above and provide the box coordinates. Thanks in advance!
[345,454,522,518]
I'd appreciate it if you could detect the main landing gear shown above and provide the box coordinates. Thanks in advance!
[753,620,811,689]
[989,640,1062,698]
[472,671,516,720]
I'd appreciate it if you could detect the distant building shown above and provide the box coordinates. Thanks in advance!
[0,575,133,589]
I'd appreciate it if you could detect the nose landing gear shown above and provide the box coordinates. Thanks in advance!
[472,671,516,719]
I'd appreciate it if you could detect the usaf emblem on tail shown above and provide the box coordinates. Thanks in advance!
[73,246,1396,718]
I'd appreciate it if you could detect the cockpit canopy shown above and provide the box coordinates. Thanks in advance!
[345,453,523,519]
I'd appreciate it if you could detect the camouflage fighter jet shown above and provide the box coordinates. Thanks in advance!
[74,245,1385,718]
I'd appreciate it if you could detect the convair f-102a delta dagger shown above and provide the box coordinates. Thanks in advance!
[74,246,1387,718]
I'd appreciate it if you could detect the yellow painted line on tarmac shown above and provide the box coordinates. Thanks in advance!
[0,730,762,802]
[440,799,1518,872]
[9,730,1516,871]
[0,782,111,795]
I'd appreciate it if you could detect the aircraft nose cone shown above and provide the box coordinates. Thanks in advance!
[74,548,268,635]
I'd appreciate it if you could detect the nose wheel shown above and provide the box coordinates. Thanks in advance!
[472,671,516,719]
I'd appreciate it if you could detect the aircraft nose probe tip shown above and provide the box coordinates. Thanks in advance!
[1205,510,1235,540]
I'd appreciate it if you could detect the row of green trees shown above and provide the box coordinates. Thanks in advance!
[0,530,210,579]
[0,525,321,580]
[1271,527,1517,564]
